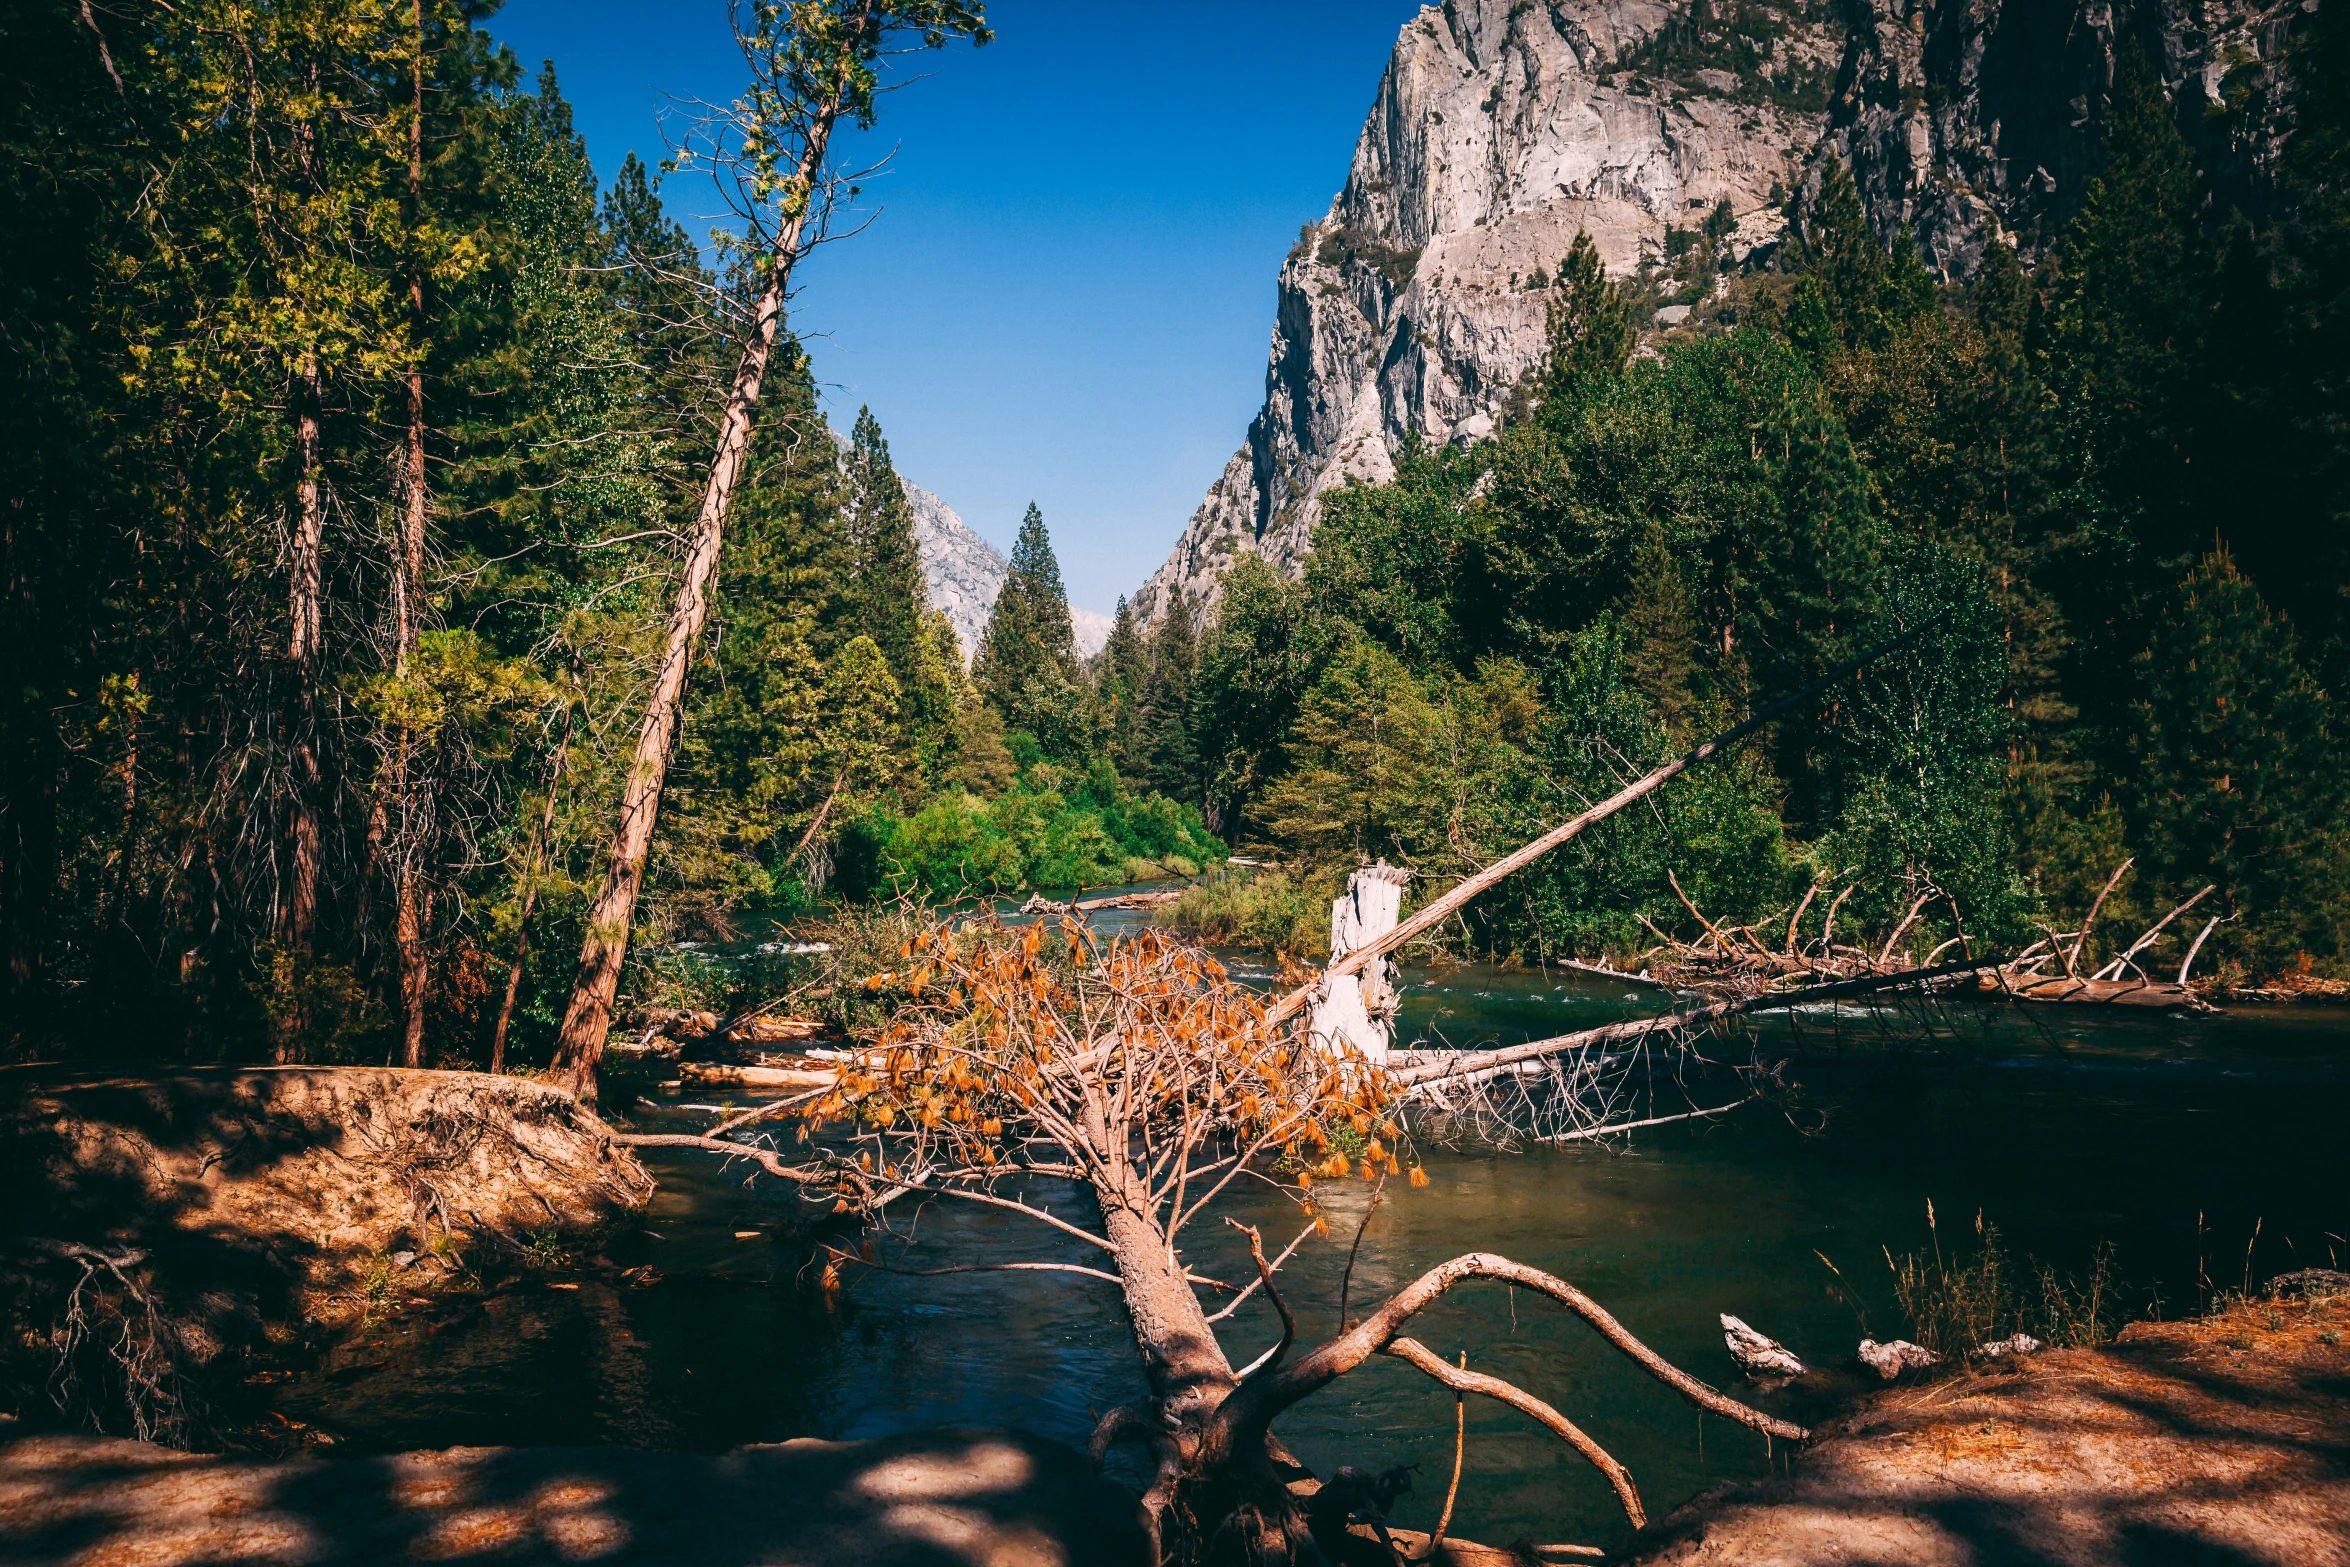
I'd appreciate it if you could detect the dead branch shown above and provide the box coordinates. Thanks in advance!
[1785,882,1822,953]
[1815,882,1857,957]
[1385,1336,1643,1527]
[607,1131,827,1186]
[1877,890,1936,966]
[1334,1176,1387,1333]
[1206,1250,1804,1494]
[2070,859,2134,974]
[2179,915,2224,986]
[2094,884,2215,981]
[1230,1221,1298,1378]
[1206,1220,1316,1324]
[1390,956,2010,1093]
[1415,1349,1468,1562]
[1669,870,1730,954]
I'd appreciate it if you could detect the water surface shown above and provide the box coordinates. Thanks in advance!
[280,938,2350,1554]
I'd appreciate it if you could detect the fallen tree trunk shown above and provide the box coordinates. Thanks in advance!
[625,925,1800,1562]
[1980,972,2206,1009]
[1389,955,2013,1095]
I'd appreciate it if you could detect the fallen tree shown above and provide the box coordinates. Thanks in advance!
[616,923,1799,1562]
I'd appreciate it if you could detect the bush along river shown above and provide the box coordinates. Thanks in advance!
[254,912,2350,1557]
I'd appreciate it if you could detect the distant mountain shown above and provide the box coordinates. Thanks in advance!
[902,478,1112,663]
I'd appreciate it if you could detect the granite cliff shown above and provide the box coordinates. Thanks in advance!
[1133,0,2313,623]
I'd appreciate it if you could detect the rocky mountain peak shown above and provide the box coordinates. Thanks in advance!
[1132,0,2310,625]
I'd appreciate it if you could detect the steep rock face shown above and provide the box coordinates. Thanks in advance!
[1135,0,2314,623]
[905,478,1007,662]
[1828,0,2307,276]
[906,479,1111,662]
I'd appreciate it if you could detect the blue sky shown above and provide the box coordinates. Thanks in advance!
[488,0,1425,614]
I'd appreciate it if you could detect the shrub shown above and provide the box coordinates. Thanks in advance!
[1885,1204,2121,1354]
[1163,867,1334,957]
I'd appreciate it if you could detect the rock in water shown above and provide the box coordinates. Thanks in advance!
[1858,1338,1944,1381]
[1721,1314,1806,1379]
[1133,0,2313,627]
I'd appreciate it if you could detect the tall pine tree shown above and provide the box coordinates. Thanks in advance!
[2036,48,2209,578]
[840,406,927,684]
[2124,548,2347,973]
[973,502,1083,752]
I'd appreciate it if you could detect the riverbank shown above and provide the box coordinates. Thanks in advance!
[1624,1290,2350,1566]
[0,1068,650,1443]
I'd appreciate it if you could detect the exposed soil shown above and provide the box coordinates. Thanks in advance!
[0,1424,1150,1566]
[0,1068,651,1442]
[1624,1295,2350,1566]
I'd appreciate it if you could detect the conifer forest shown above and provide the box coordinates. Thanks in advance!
[10,2,2350,1070]
[5,1,2350,1561]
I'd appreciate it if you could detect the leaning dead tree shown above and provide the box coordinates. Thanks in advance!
[618,924,1803,1563]
[550,0,989,1103]
[1265,615,1950,1057]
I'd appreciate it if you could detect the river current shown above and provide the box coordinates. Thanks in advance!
[277,910,2350,1554]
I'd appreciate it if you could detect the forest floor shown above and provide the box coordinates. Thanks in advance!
[1624,1293,2350,1566]
[0,1424,1151,1566]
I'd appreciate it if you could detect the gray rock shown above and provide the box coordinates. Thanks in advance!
[1722,1314,1806,1379]
[2267,1268,2350,1299]
[1654,304,1693,327]
[1974,1333,2045,1360]
[1858,1338,1943,1380]
[903,477,1005,664]
[901,476,1114,664]
[1132,0,2312,625]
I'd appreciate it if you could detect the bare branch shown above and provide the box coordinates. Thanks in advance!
[1385,1336,1644,1527]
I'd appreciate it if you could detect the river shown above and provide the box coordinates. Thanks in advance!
[275,919,2350,1555]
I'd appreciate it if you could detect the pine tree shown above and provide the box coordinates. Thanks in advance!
[2036,47,2209,575]
[840,407,927,679]
[2254,0,2350,654]
[1097,596,1150,770]
[2124,549,2348,972]
[1618,523,1701,735]
[973,502,1082,747]
[1780,153,1934,356]
[1540,231,1634,411]
[839,405,940,775]
[1138,593,1201,804]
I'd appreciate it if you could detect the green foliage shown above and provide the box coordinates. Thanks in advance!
[1885,1208,2122,1355]
[842,760,1223,903]
[2122,550,2348,973]
[0,2,990,1061]
[1184,99,2350,980]
[1541,232,1635,404]
[2036,48,2211,580]
[1162,867,1334,958]
[1825,542,2024,949]
[975,503,1088,757]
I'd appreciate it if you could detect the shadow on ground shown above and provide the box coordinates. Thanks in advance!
[0,1425,1150,1567]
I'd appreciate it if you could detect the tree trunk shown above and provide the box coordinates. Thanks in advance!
[394,2,430,1070]
[548,119,843,1104]
[283,351,327,961]
[1309,862,1407,1060]
[490,725,569,1075]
